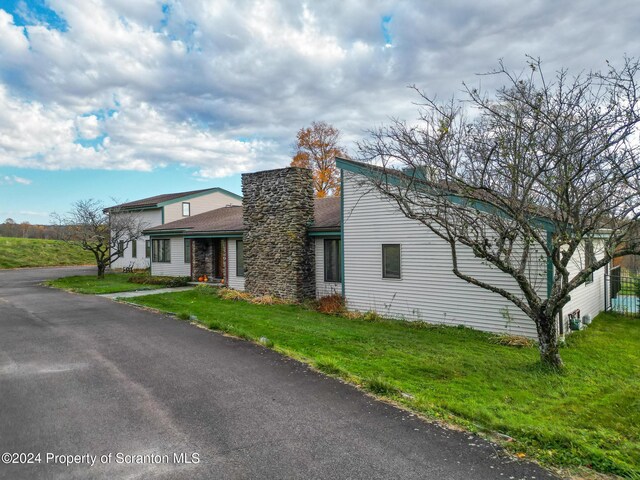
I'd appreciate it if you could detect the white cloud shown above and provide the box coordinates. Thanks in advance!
[1,175,32,185]
[0,0,637,178]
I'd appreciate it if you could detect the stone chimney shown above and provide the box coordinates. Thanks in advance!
[242,167,315,301]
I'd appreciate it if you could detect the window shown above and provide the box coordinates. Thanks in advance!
[145,240,151,258]
[131,240,137,258]
[324,238,341,283]
[236,240,244,277]
[182,202,190,217]
[382,244,401,279]
[152,239,171,263]
[184,239,191,264]
[585,240,595,284]
[118,240,125,257]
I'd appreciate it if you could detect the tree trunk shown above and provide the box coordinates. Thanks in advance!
[536,312,563,368]
[97,263,106,279]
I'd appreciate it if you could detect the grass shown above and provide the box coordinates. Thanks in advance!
[0,236,94,269]
[125,288,640,478]
[45,273,170,294]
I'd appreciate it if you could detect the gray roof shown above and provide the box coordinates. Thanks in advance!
[145,197,341,235]
[106,187,242,211]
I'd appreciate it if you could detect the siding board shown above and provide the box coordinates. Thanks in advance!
[342,172,545,337]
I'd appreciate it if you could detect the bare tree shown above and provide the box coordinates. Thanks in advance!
[357,57,640,368]
[52,199,147,278]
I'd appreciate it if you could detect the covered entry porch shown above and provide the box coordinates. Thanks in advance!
[189,235,242,285]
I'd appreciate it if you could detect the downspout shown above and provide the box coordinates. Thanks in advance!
[225,239,229,287]
[340,169,345,298]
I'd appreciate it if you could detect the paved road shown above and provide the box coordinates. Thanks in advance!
[0,267,558,479]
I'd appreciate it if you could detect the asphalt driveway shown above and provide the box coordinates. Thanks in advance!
[0,267,558,479]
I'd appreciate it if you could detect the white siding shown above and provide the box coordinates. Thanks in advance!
[226,238,245,291]
[163,191,241,224]
[111,209,162,270]
[315,237,342,298]
[342,172,547,337]
[562,241,607,329]
[150,237,191,277]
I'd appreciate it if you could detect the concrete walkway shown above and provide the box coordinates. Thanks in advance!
[98,286,195,299]
[0,267,558,480]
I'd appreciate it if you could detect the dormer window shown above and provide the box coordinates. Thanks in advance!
[182,202,190,216]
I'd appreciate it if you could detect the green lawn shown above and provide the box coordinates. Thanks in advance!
[125,288,639,478]
[45,273,169,294]
[0,236,94,269]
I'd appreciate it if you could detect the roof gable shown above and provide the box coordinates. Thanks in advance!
[106,187,242,211]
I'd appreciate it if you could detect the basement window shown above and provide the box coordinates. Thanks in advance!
[382,244,401,279]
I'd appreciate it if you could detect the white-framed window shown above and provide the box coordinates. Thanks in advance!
[382,244,401,279]
[131,240,137,258]
[182,202,190,217]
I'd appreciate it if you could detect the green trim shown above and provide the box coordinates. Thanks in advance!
[156,187,242,207]
[161,207,165,225]
[146,229,188,236]
[309,231,341,237]
[184,233,243,239]
[546,229,553,299]
[336,157,557,232]
[340,169,345,298]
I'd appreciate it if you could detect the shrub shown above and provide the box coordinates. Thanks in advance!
[128,274,190,287]
[249,295,286,305]
[362,310,382,322]
[219,288,253,301]
[316,294,345,315]
[489,334,535,348]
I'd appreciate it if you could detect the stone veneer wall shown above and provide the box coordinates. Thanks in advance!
[191,238,227,282]
[192,239,213,280]
[242,167,315,301]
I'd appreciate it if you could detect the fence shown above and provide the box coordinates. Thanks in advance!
[605,266,640,316]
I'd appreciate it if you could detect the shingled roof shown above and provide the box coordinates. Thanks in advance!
[145,197,341,235]
[105,187,242,211]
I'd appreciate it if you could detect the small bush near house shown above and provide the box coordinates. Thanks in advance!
[128,274,190,287]
[316,294,345,315]
[218,288,253,301]
[249,295,287,305]
[489,334,536,348]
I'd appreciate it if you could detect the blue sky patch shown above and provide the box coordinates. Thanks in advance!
[7,0,68,31]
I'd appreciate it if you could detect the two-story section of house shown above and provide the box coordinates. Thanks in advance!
[106,187,242,270]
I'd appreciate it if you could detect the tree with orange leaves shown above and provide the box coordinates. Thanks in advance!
[290,121,346,198]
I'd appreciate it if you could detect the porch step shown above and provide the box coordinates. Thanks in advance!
[188,281,224,286]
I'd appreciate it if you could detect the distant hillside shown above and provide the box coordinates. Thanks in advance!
[0,237,94,269]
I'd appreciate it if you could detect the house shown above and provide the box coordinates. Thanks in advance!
[106,187,242,270]
[144,168,342,299]
[142,162,608,338]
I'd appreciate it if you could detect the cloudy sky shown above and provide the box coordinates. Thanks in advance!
[0,0,638,223]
